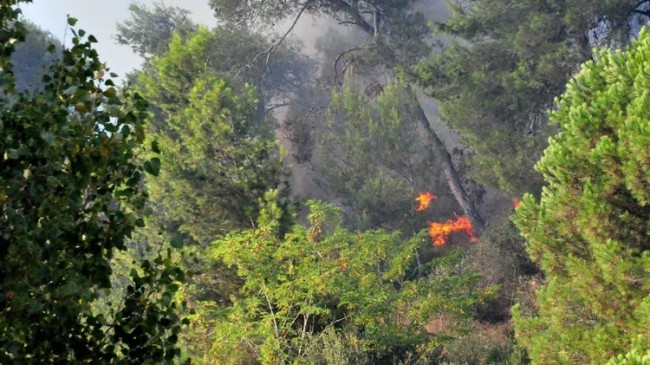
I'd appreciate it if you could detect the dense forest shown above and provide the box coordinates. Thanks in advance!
[1,0,649,364]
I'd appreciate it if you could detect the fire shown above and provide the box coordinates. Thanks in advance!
[427,214,479,246]
[415,192,437,212]
[512,197,521,210]
[415,192,479,246]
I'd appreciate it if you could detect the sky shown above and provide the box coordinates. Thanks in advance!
[18,1,217,79]
[16,0,329,81]
[16,1,445,81]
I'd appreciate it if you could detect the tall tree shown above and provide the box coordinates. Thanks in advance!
[0,9,185,363]
[137,27,288,247]
[418,0,650,195]
[116,1,198,60]
[512,27,650,364]
[133,25,301,359]
[208,0,487,235]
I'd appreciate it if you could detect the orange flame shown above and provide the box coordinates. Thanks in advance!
[512,198,521,210]
[428,214,479,247]
[416,192,437,212]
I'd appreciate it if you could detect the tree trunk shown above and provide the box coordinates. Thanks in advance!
[276,3,487,236]
[410,89,487,236]
[329,0,375,34]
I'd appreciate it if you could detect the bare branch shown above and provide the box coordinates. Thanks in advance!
[250,0,313,72]
[629,0,650,17]
[265,102,291,115]
[333,45,364,84]
[261,283,281,340]
[330,0,375,34]
[633,0,650,11]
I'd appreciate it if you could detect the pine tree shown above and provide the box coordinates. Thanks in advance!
[316,76,452,232]
[512,27,650,364]
[419,0,650,195]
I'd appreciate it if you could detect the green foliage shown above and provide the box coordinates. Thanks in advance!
[418,0,649,195]
[116,1,198,59]
[136,25,294,360]
[513,27,650,364]
[607,336,650,365]
[0,7,185,364]
[316,76,451,231]
[202,191,487,364]
[138,27,286,245]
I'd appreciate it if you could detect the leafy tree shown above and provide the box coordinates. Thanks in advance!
[0,8,185,364]
[418,0,650,195]
[117,3,310,355]
[138,27,287,248]
[208,0,429,66]
[204,191,488,364]
[512,27,650,364]
[116,1,198,60]
[134,25,296,359]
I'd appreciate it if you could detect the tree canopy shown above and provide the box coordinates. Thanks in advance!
[116,1,198,59]
[203,191,489,364]
[513,26,650,364]
[418,0,650,195]
[0,7,185,363]
[6,0,650,363]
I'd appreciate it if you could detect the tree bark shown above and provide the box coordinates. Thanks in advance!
[410,89,487,236]
[329,0,375,34]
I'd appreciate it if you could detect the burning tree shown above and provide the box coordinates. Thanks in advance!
[416,192,436,212]
[416,192,479,247]
[209,0,488,237]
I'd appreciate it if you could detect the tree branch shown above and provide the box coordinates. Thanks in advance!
[630,0,650,17]
[265,102,290,115]
[633,0,650,11]
[261,283,281,340]
[329,0,375,35]
[250,0,313,72]
[333,45,363,83]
